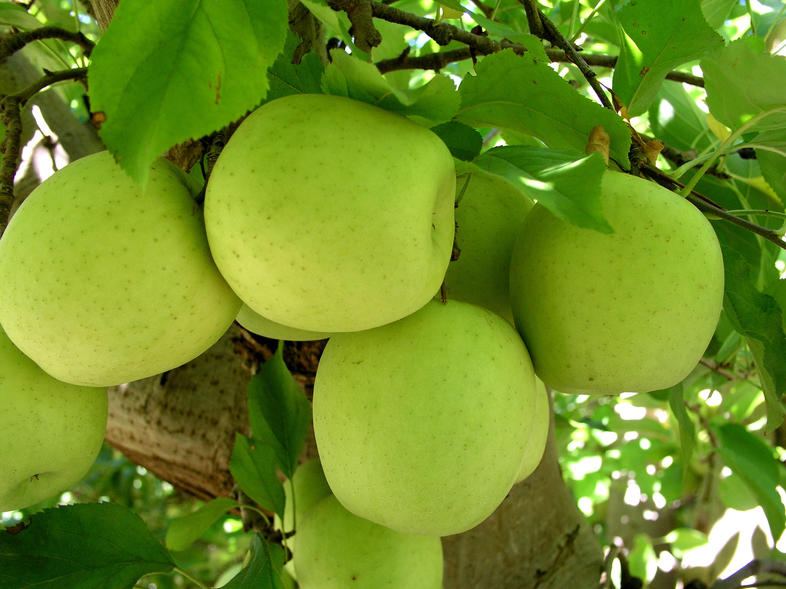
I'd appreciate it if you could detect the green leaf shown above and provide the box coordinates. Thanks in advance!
[0,3,45,29]
[471,146,610,232]
[457,50,630,167]
[628,533,656,584]
[701,40,786,133]
[165,497,238,552]
[0,503,175,588]
[430,121,482,161]
[321,50,459,123]
[612,0,723,116]
[715,223,786,429]
[648,81,715,152]
[714,423,786,541]
[88,0,288,183]
[266,33,325,102]
[223,535,286,589]
[663,528,708,556]
[701,0,739,29]
[230,433,286,517]
[248,346,312,479]
[667,383,696,485]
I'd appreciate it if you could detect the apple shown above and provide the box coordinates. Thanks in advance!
[0,325,107,511]
[514,378,549,483]
[236,305,330,341]
[293,495,443,589]
[509,171,724,395]
[0,151,241,387]
[444,169,533,322]
[204,93,456,333]
[313,299,538,536]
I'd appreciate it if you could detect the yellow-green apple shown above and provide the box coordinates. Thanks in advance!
[0,326,107,511]
[509,171,724,395]
[0,151,240,386]
[444,170,533,322]
[313,299,538,536]
[236,305,330,341]
[204,93,456,333]
[294,495,443,589]
[514,378,549,483]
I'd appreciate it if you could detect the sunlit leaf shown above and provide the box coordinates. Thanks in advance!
[88,0,288,183]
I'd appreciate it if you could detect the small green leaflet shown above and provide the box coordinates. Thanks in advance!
[321,50,459,123]
[700,0,739,29]
[701,39,786,133]
[88,0,288,183]
[223,535,286,589]
[667,383,696,488]
[230,433,286,518]
[714,423,786,542]
[612,0,722,116]
[714,223,786,429]
[430,121,482,161]
[248,345,312,479]
[471,146,610,232]
[0,502,175,589]
[165,497,238,552]
[266,32,324,102]
[457,50,630,167]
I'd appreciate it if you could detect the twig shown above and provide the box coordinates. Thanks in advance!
[519,0,545,38]
[0,26,95,60]
[699,358,739,381]
[711,559,786,589]
[0,67,88,236]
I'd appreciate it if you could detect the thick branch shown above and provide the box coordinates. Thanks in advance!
[0,26,94,60]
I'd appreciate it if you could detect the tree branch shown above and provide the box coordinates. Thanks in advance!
[0,26,94,60]
[711,559,786,589]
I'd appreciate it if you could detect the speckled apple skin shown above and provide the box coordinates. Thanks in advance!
[294,495,444,589]
[204,94,456,333]
[0,151,240,386]
[236,304,330,342]
[0,326,107,511]
[509,171,724,395]
[445,170,533,323]
[313,300,538,536]
[514,377,549,483]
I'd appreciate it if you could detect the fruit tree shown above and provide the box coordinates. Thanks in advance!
[1,0,785,588]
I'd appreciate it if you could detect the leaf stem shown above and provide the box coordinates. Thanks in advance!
[173,567,210,589]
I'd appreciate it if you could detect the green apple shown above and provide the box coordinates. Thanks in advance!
[205,93,456,333]
[0,325,107,511]
[444,170,533,322]
[236,305,330,341]
[294,495,443,589]
[514,378,549,483]
[313,299,538,536]
[0,151,241,386]
[509,171,724,395]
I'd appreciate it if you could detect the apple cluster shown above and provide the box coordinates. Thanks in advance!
[0,93,724,585]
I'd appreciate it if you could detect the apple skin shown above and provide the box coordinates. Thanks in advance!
[444,170,533,322]
[509,171,724,395]
[293,495,444,589]
[313,299,538,536]
[0,151,241,386]
[514,378,549,483]
[205,93,456,333]
[236,305,330,342]
[0,325,107,511]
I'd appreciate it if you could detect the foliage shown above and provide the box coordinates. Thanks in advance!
[1,0,785,588]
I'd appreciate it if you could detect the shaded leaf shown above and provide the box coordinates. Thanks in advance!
[430,121,482,161]
[471,146,610,232]
[248,346,312,479]
[667,383,696,485]
[613,0,722,116]
[321,50,459,123]
[266,33,325,102]
[648,81,715,152]
[457,50,630,166]
[701,0,739,29]
[230,434,286,517]
[701,40,786,133]
[88,0,288,183]
[715,423,786,541]
[0,503,174,589]
[223,535,286,589]
[165,497,238,552]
